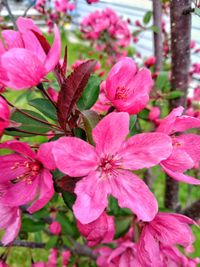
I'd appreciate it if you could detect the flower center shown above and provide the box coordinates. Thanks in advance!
[98,154,122,179]
[11,160,42,184]
[115,86,131,100]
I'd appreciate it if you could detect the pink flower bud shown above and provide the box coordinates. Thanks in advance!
[62,250,71,267]
[49,221,62,235]
[149,107,160,122]
[144,56,156,68]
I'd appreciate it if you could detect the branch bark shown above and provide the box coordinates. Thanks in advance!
[165,0,192,210]
[1,0,17,29]
[0,240,98,260]
[152,0,163,71]
[182,198,200,220]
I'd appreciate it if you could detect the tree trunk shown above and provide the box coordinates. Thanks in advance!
[152,0,163,71]
[165,0,192,210]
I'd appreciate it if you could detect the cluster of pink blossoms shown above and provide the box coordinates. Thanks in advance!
[0,17,200,266]
[81,8,131,64]
[35,0,75,33]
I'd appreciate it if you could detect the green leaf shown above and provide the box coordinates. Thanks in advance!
[62,191,76,210]
[138,108,149,120]
[45,236,59,249]
[29,98,57,121]
[22,218,45,232]
[167,91,184,99]
[115,216,133,239]
[143,11,152,25]
[129,115,137,136]
[81,110,100,144]
[155,71,170,92]
[77,75,101,110]
[108,196,132,216]
[56,212,79,238]
[5,109,51,137]
[149,25,160,33]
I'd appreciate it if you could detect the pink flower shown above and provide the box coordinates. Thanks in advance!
[0,140,55,212]
[157,106,200,184]
[53,112,172,224]
[62,250,71,267]
[47,87,58,102]
[0,262,9,267]
[144,56,156,68]
[86,0,99,4]
[0,17,61,90]
[0,201,21,245]
[104,58,153,114]
[0,96,10,136]
[137,212,195,266]
[77,211,115,247]
[149,106,160,122]
[48,248,57,267]
[49,221,62,235]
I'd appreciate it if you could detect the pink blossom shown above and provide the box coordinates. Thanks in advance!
[0,201,21,245]
[144,56,156,68]
[0,262,9,267]
[137,212,195,266]
[157,106,200,184]
[53,112,172,224]
[92,81,111,113]
[86,0,99,4]
[0,140,55,213]
[62,250,71,267]
[47,87,58,102]
[77,211,115,247]
[48,248,57,267]
[49,221,62,235]
[54,0,75,13]
[0,17,61,90]
[149,106,160,122]
[0,96,10,136]
[104,57,153,114]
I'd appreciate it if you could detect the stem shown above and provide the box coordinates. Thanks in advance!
[182,198,200,220]
[152,0,163,71]
[1,0,17,29]
[0,94,61,131]
[7,127,62,136]
[0,240,98,260]
[37,83,58,110]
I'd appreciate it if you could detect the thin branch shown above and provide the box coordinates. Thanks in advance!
[182,198,200,220]
[6,127,62,136]
[23,1,34,17]
[0,240,98,260]
[1,0,17,29]
[37,84,58,110]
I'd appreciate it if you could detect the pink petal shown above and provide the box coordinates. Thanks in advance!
[28,169,54,213]
[2,30,24,49]
[177,134,200,163]
[92,112,129,155]
[0,40,5,55]
[111,171,158,222]
[119,133,172,170]
[150,212,195,247]
[105,57,138,100]
[21,30,46,62]
[161,164,200,185]
[2,178,39,206]
[156,106,184,134]
[0,154,26,182]
[173,116,200,133]
[161,147,194,172]
[16,17,42,34]
[0,140,36,159]
[112,68,153,114]
[0,48,46,89]
[137,227,162,266]
[37,142,57,170]
[0,204,21,245]
[73,171,110,224]
[53,137,98,177]
[44,24,61,72]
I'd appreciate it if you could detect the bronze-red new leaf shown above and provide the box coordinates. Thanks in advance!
[57,59,97,131]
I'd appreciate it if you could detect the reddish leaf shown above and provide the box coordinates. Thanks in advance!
[32,30,50,54]
[57,59,97,130]
[54,46,68,86]
[56,175,82,193]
